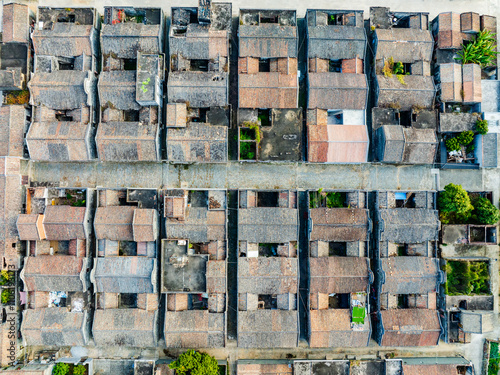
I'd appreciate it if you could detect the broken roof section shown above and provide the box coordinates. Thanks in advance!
[307,109,369,163]
[0,3,30,90]
[101,7,163,60]
[33,7,97,68]
[239,10,297,58]
[306,10,365,60]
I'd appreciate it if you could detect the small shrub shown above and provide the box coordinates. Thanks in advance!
[393,61,405,75]
[475,119,489,135]
[457,30,499,67]
[52,363,70,375]
[239,142,255,160]
[0,270,11,286]
[445,137,460,152]
[1,289,12,304]
[326,192,344,208]
[457,130,474,145]
[73,364,86,375]
[5,90,29,105]
[466,144,475,154]
[471,197,500,225]
[489,342,500,375]
[396,74,406,85]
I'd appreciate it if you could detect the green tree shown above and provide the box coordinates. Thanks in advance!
[475,119,489,135]
[438,183,474,223]
[52,363,70,375]
[471,197,500,225]
[457,130,474,145]
[169,350,219,375]
[457,30,499,67]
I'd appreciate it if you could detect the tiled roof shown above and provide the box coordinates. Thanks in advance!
[239,72,298,109]
[132,208,158,242]
[308,73,368,110]
[96,122,160,162]
[21,307,88,346]
[93,256,156,293]
[16,214,43,241]
[32,24,94,57]
[308,125,369,163]
[0,105,26,157]
[376,75,435,111]
[23,255,86,292]
[436,13,463,49]
[93,308,158,347]
[238,310,298,348]
[29,71,92,110]
[26,121,92,162]
[101,23,161,59]
[166,206,226,242]
[94,206,135,241]
[238,208,298,243]
[207,260,226,293]
[238,257,298,294]
[380,308,441,346]
[307,25,366,60]
[98,71,140,111]
[170,25,229,60]
[167,71,229,108]
[309,309,370,347]
[43,205,86,240]
[402,363,467,375]
[239,25,297,58]
[375,28,433,62]
[310,257,370,294]
[167,123,228,163]
[381,257,440,295]
[237,363,293,375]
[2,3,28,44]
[379,208,440,243]
[309,208,370,241]
[164,310,225,348]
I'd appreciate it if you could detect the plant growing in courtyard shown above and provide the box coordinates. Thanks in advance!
[475,119,489,135]
[470,197,500,225]
[456,30,498,67]
[73,364,86,375]
[52,363,70,375]
[445,137,460,152]
[169,350,219,375]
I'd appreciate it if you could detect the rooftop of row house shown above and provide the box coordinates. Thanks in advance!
[92,188,159,347]
[162,189,227,348]
[308,190,372,347]
[238,357,473,375]
[27,7,98,162]
[0,3,31,91]
[305,10,368,163]
[166,0,232,163]
[16,187,93,347]
[98,7,164,162]
[370,7,437,166]
[374,190,443,347]
[237,189,299,348]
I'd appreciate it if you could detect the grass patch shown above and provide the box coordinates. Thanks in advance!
[488,342,499,375]
[446,260,490,296]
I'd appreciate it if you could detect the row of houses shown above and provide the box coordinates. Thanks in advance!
[0,3,498,166]
[0,183,494,354]
[1,356,475,375]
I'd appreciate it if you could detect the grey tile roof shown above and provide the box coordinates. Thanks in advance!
[29,71,93,110]
[374,28,433,62]
[167,71,229,108]
[238,310,298,348]
[21,307,88,346]
[93,257,156,293]
[381,257,440,295]
[101,23,161,59]
[98,71,140,111]
[307,26,366,60]
[238,208,298,243]
[379,208,440,243]
[376,75,435,111]
[308,73,368,110]
[92,309,158,347]
[238,257,298,294]
[32,23,94,57]
[239,25,297,58]
[0,105,25,157]
[310,257,370,294]
[309,208,370,242]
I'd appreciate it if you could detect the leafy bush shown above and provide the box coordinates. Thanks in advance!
[326,192,344,208]
[438,183,474,223]
[0,270,11,286]
[457,30,499,67]
[5,90,29,105]
[1,289,12,304]
[475,119,489,135]
[52,363,70,375]
[457,130,474,145]
[446,261,489,295]
[239,142,255,160]
[169,350,219,375]
[73,365,86,375]
[471,197,500,225]
[445,137,460,152]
